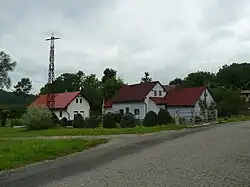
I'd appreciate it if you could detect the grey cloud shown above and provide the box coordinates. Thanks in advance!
[2,0,250,94]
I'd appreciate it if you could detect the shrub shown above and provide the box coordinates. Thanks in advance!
[120,114,136,128]
[52,113,59,124]
[103,113,116,128]
[1,110,9,127]
[20,107,55,130]
[113,112,124,123]
[59,117,68,127]
[10,119,23,127]
[157,109,173,125]
[73,114,86,128]
[85,116,99,129]
[143,111,158,127]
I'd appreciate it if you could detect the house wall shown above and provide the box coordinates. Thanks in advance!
[54,95,90,120]
[194,88,215,114]
[167,107,195,118]
[109,102,145,120]
[54,109,69,120]
[147,83,166,98]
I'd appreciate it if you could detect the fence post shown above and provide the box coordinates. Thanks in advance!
[204,109,208,122]
[191,110,195,124]
[175,110,180,125]
[215,109,218,121]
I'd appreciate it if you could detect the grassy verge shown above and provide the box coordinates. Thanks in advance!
[218,115,250,124]
[0,125,187,138]
[0,138,107,171]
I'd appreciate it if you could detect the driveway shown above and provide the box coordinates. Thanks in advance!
[2,122,250,186]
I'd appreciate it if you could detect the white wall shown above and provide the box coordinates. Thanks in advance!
[194,88,215,113]
[54,109,68,120]
[110,102,145,120]
[167,107,194,118]
[66,95,90,120]
[146,83,166,98]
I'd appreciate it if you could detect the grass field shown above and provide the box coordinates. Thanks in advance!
[0,125,187,138]
[0,138,107,171]
[218,115,250,124]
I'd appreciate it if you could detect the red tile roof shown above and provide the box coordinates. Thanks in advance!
[28,91,81,109]
[104,82,206,108]
[163,86,206,106]
[111,81,159,103]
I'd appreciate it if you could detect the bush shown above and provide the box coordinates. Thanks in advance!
[59,117,68,127]
[157,109,173,125]
[20,107,55,130]
[113,112,124,123]
[10,119,23,127]
[73,113,86,128]
[143,111,158,127]
[85,116,99,129]
[1,110,9,127]
[120,114,136,128]
[52,113,59,124]
[103,113,116,128]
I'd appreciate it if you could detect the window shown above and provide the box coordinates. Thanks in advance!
[76,98,78,103]
[80,111,84,117]
[125,107,129,114]
[74,111,78,114]
[134,109,140,115]
[59,111,62,117]
[154,90,157,96]
[80,99,83,103]
[159,90,162,96]
[119,109,124,114]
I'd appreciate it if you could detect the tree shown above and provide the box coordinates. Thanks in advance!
[101,68,117,84]
[141,72,152,83]
[14,78,32,95]
[182,71,218,88]
[0,51,17,89]
[101,68,125,100]
[216,63,250,90]
[169,78,183,85]
[102,77,124,100]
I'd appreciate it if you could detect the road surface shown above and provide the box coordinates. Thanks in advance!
[35,122,250,187]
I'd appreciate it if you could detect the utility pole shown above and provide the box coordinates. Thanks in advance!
[45,33,60,110]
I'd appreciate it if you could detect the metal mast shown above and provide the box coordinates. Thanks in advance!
[45,33,60,110]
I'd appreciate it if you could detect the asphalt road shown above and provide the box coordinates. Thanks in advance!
[34,122,250,187]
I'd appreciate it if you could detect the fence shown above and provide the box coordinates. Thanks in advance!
[174,109,218,125]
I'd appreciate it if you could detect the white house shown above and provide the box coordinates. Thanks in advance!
[29,91,90,120]
[103,81,216,120]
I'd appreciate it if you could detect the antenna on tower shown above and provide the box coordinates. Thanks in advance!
[45,33,60,110]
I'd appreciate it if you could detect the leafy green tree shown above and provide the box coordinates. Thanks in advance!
[101,68,125,100]
[216,63,250,90]
[101,68,117,84]
[169,78,183,85]
[0,51,17,89]
[14,78,32,95]
[182,71,217,88]
[141,72,152,83]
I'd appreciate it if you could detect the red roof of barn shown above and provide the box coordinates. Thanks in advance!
[111,81,160,103]
[28,91,81,109]
[163,86,206,106]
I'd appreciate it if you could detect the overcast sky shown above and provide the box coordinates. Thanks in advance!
[1,0,250,93]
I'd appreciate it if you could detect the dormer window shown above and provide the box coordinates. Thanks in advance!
[154,90,157,96]
[159,91,162,96]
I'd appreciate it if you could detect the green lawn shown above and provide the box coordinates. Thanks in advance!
[0,138,107,171]
[0,125,187,138]
[218,115,250,124]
